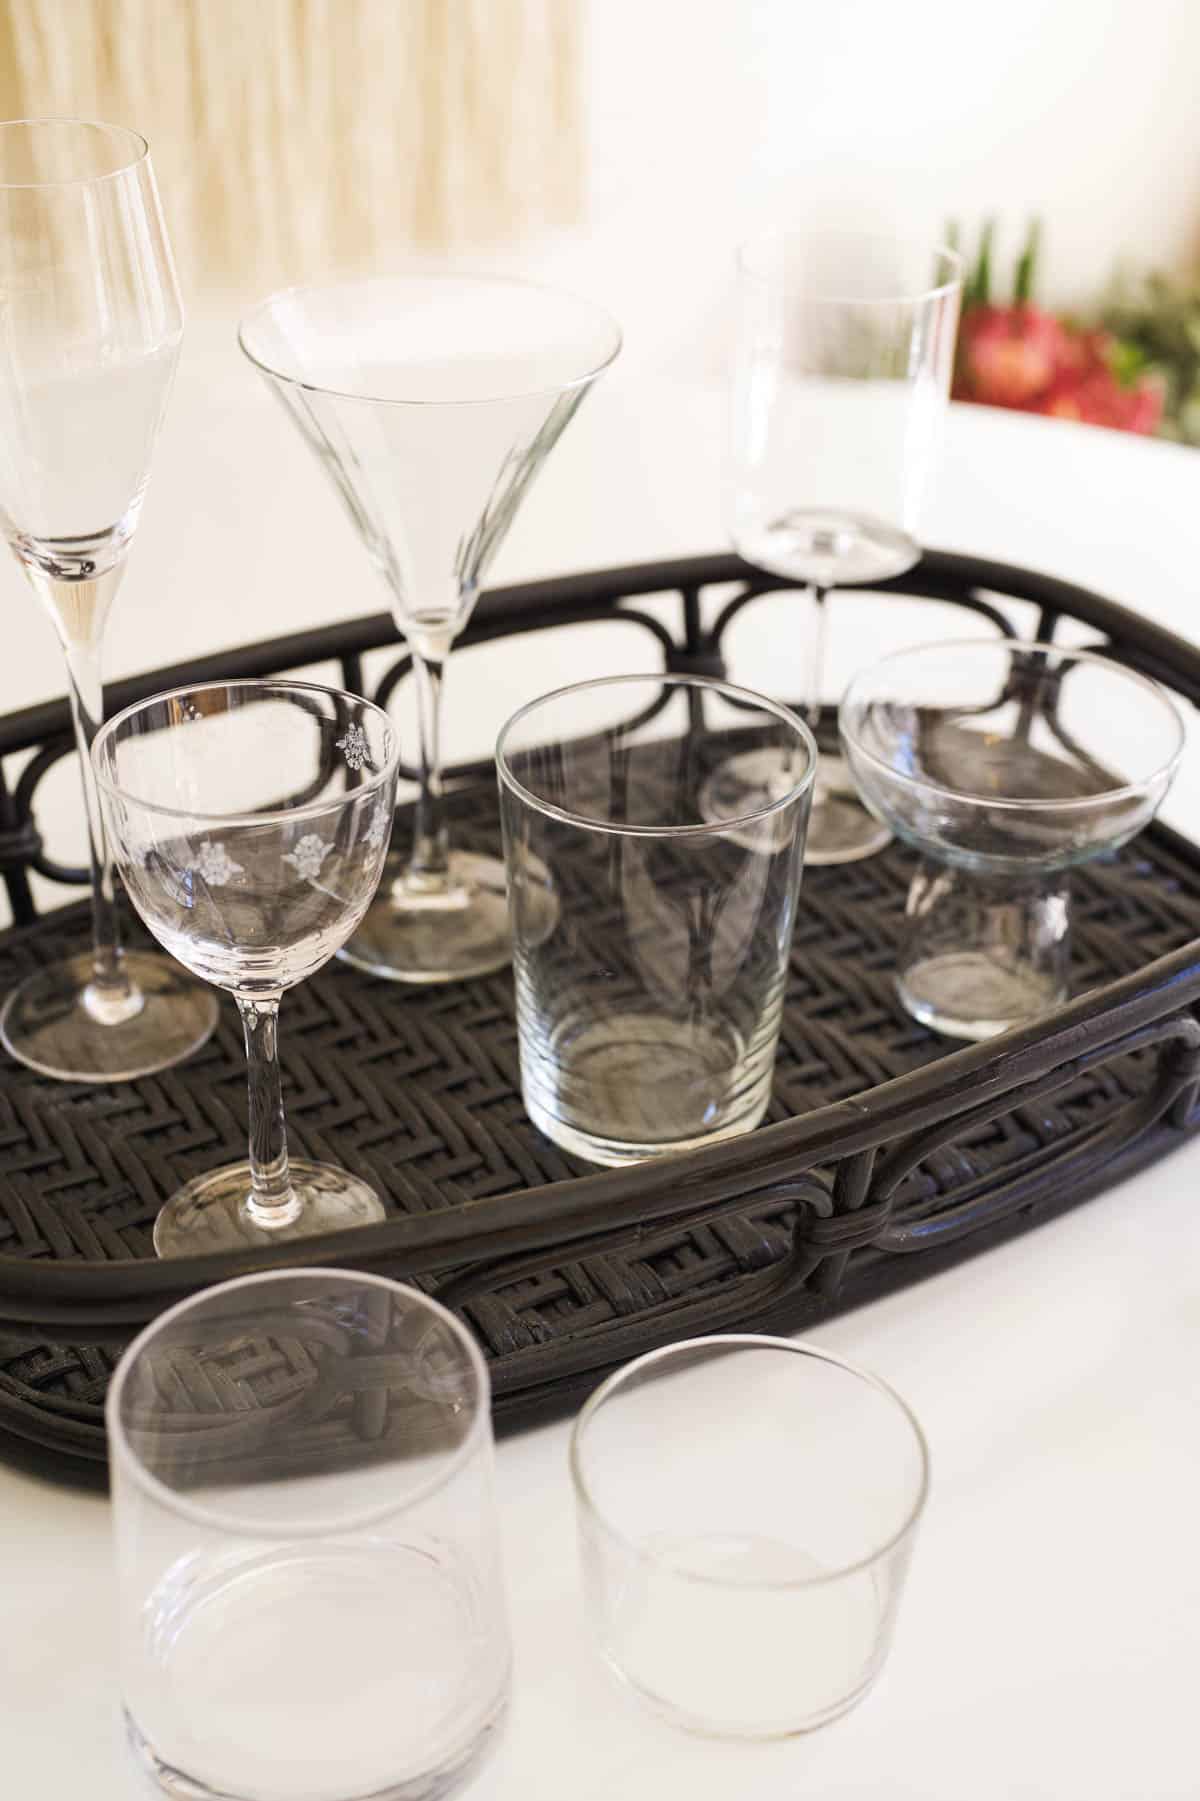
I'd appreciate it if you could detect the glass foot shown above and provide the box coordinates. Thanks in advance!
[701,747,891,865]
[898,952,1067,1041]
[0,951,218,1083]
[338,849,515,985]
[126,1689,507,1801]
[746,508,918,588]
[153,1159,386,1258]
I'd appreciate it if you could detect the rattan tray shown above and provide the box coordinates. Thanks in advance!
[1,551,1199,1478]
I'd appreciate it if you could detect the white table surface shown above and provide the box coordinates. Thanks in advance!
[2,323,1200,1799]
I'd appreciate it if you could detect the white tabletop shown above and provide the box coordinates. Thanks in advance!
[3,328,1200,1799]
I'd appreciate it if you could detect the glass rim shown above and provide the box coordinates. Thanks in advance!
[0,117,150,189]
[569,1334,931,1587]
[237,272,624,410]
[737,228,964,305]
[106,1268,492,1540]
[495,673,819,839]
[92,677,401,828]
[839,636,1186,813]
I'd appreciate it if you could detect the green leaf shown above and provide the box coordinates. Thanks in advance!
[1178,394,1200,444]
[1013,218,1040,306]
[973,218,995,308]
[1107,337,1149,387]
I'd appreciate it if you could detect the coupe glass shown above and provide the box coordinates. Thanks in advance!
[93,680,400,1255]
[0,119,218,1080]
[840,639,1184,1039]
[110,1268,511,1801]
[239,276,622,985]
[571,1336,929,1737]
[712,231,962,864]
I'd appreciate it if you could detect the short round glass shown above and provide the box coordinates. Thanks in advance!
[570,1335,930,1737]
[840,638,1184,1038]
[93,680,400,1255]
[109,1269,511,1801]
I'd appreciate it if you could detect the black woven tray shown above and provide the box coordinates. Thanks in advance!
[2,550,1199,1478]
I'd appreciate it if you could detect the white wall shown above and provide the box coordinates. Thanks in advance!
[567,0,1200,376]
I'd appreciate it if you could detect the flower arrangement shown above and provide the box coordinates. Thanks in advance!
[951,222,1166,437]
[1101,272,1200,446]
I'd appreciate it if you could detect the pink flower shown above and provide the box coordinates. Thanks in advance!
[955,302,1164,437]
[955,304,1069,408]
[1038,366,1164,435]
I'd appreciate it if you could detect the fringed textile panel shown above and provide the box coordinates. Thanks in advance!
[0,0,584,288]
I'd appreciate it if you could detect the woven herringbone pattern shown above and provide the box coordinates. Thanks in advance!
[1,778,1198,1452]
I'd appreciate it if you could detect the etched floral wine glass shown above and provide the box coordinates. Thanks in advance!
[93,680,400,1256]
[0,119,218,1079]
[239,276,621,984]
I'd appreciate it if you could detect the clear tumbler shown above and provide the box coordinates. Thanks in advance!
[496,674,817,1165]
[570,1336,930,1736]
[109,1270,511,1801]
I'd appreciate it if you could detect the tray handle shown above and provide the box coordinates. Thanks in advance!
[432,1176,833,1314]
[870,1013,1200,1253]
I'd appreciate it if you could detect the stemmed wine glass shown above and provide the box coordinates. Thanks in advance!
[709,231,962,864]
[93,680,400,1256]
[239,276,622,985]
[0,119,218,1079]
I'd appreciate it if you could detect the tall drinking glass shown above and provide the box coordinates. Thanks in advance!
[715,231,962,864]
[0,119,218,1079]
[497,674,816,1165]
[110,1269,511,1801]
[239,276,621,986]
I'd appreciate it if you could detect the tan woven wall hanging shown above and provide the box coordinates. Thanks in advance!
[0,0,585,289]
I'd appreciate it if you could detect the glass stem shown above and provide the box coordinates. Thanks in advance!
[802,584,829,737]
[408,641,451,887]
[34,565,142,1024]
[238,994,302,1229]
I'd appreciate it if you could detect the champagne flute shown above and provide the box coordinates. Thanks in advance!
[0,119,218,1079]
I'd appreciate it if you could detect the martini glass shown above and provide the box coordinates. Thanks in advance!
[239,276,621,984]
[707,231,961,865]
[0,120,218,1079]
